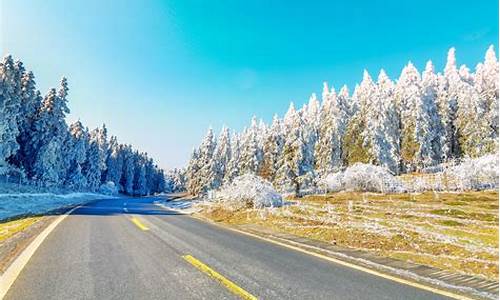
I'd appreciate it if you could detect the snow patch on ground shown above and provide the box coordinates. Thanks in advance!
[0,192,118,221]
[211,174,283,209]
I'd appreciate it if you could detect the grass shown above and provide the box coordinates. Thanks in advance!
[0,217,41,242]
[198,190,499,281]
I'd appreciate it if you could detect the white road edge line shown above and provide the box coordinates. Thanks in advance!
[0,205,80,300]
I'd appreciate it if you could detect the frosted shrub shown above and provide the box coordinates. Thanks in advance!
[213,174,283,208]
[322,163,405,193]
[99,181,119,195]
[445,154,499,190]
[322,172,343,192]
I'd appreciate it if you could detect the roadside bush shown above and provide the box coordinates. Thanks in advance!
[99,181,119,195]
[322,163,405,193]
[213,174,283,208]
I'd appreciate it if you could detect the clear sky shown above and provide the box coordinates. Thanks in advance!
[1,0,498,169]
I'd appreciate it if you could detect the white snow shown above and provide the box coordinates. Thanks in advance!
[212,174,283,208]
[0,191,118,221]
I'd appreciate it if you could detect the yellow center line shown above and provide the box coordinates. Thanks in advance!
[182,254,257,300]
[130,217,149,231]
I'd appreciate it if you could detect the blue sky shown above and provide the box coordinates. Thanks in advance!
[1,0,498,169]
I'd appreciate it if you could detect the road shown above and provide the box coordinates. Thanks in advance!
[5,196,453,300]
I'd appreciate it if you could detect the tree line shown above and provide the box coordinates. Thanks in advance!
[185,46,499,195]
[0,55,165,195]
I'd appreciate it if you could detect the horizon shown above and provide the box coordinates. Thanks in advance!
[2,0,498,170]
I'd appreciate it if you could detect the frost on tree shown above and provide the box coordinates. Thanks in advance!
[0,56,22,172]
[260,115,284,181]
[0,54,166,194]
[182,45,499,196]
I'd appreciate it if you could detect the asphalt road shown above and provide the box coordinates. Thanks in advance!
[5,197,453,300]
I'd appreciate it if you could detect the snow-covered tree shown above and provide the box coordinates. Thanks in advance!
[239,117,264,175]
[260,115,284,181]
[65,121,88,190]
[30,81,70,185]
[0,56,22,171]
[414,61,445,168]
[224,133,242,184]
[274,103,313,193]
[314,83,349,175]
[211,126,232,189]
[343,71,376,166]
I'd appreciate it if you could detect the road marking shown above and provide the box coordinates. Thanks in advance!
[182,255,257,300]
[192,216,475,300]
[0,206,80,300]
[130,217,149,231]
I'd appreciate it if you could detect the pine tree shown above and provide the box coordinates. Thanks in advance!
[224,133,242,184]
[104,136,124,186]
[211,126,231,189]
[343,71,375,166]
[474,46,499,151]
[82,138,101,191]
[395,62,421,171]
[12,70,41,173]
[260,115,284,181]
[314,83,350,175]
[186,148,201,195]
[120,146,135,194]
[438,48,461,159]
[274,103,311,193]
[65,121,88,190]
[364,70,399,173]
[240,117,264,175]
[0,56,22,171]
[31,81,70,185]
[415,61,445,168]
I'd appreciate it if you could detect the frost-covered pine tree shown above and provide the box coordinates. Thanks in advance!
[0,56,22,171]
[82,136,101,191]
[120,146,135,194]
[456,64,495,157]
[224,133,242,184]
[474,46,499,152]
[186,148,201,195]
[104,137,124,187]
[186,128,216,195]
[11,70,41,173]
[239,117,264,175]
[395,62,422,171]
[364,70,399,173]
[31,80,70,185]
[343,71,376,166]
[314,83,350,175]
[437,48,461,159]
[260,115,284,181]
[133,158,147,196]
[65,121,88,190]
[414,61,445,168]
[274,103,312,193]
[89,124,108,183]
[211,126,231,189]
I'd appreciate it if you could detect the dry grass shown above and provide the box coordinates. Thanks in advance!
[198,190,499,281]
[0,217,41,242]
